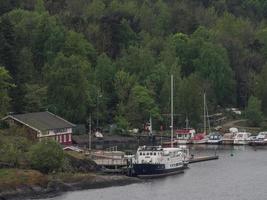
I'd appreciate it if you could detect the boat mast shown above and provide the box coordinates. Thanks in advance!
[205,97,211,133]
[149,114,152,135]
[171,74,174,148]
[203,92,206,135]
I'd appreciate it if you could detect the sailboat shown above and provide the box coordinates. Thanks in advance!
[132,75,187,178]
[192,92,209,144]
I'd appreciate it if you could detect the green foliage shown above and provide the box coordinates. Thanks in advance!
[256,64,267,116]
[28,140,65,174]
[24,84,47,112]
[245,96,263,127]
[0,66,14,117]
[126,84,160,128]
[0,128,32,167]
[2,0,267,131]
[46,53,92,123]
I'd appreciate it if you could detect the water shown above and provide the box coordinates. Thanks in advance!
[36,145,267,200]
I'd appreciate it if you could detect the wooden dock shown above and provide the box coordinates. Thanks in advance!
[189,155,219,163]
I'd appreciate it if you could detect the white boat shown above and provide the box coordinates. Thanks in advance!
[233,132,251,145]
[175,128,196,144]
[94,131,103,138]
[132,146,186,178]
[250,132,267,145]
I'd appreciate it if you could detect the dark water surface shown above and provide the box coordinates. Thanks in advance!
[37,145,267,200]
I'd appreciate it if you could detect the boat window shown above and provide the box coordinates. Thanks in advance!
[140,152,142,156]
[147,152,149,155]
[150,152,153,156]
[154,152,156,156]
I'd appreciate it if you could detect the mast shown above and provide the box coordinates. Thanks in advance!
[206,98,211,133]
[203,92,206,135]
[185,115,189,129]
[88,114,92,151]
[171,74,174,148]
[149,114,152,135]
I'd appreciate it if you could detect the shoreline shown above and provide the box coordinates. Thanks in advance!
[0,174,142,200]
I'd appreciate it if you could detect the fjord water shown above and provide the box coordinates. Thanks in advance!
[39,145,267,200]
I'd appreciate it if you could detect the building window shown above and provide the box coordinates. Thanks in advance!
[54,128,67,133]
[68,134,71,142]
[59,135,62,143]
[63,135,66,143]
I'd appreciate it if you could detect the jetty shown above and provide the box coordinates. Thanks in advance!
[189,155,219,163]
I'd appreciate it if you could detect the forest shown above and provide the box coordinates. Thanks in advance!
[1,0,267,130]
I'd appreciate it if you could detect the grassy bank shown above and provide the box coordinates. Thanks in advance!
[0,168,48,190]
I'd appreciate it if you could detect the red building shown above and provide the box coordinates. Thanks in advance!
[3,111,75,145]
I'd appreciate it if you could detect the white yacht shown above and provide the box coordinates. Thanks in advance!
[250,132,267,145]
[233,132,251,145]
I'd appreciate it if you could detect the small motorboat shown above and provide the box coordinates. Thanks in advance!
[192,133,208,144]
[233,132,251,145]
[175,128,196,144]
[207,132,223,144]
[95,131,103,138]
[249,132,267,145]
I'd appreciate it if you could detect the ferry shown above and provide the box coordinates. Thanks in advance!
[132,146,186,178]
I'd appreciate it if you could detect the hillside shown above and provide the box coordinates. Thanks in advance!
[1,0,267,129]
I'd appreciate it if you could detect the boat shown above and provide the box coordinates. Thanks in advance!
[94,131,103,138]
[223,128,238,145]
[207,132,223,144]
[233,132,251,145]
[192,133,208,144]
[175,128,196,144]
[132,75,188,178]
[249,132,267,145]
[222,132,235,145]
[132,145,186,178]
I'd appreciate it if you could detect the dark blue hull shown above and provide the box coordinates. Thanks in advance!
[133,163,184,177]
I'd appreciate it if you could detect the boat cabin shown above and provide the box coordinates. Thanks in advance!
[135,146,184,164]
[176,129,196,140]
[234,132,251,145]
[256,132,267,140]
[208,132,222,140]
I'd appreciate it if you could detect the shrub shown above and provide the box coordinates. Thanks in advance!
[28,140,65,173]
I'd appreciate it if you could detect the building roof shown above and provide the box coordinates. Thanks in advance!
[4,111,75,132]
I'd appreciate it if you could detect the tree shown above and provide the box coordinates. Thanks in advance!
[126,84,160,128]
[256,64,267,116]
[193,42,235,105]
[24,84,47,112]
[28,140,65,173]
[46,54,92,123]
[0,67,14,117]
[245,96,263,127]
[177,74,203,127]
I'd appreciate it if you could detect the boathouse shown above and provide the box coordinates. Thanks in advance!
[3,111,75,145]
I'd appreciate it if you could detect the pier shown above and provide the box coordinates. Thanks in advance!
[189,155,219,163]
